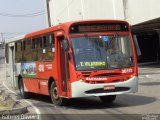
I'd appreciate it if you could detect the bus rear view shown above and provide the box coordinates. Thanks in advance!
[68,20,138,103]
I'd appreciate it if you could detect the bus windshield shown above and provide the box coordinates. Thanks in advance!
[71,35,134,70]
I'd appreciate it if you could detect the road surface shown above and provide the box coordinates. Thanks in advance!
[0,48,160,120]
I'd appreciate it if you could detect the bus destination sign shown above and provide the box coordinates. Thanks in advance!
[78,25,121,32]
[70,23,129,34]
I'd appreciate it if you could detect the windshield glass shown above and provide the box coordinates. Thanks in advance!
[71,35,134,70]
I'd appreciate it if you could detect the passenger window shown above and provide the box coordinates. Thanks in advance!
[37,37,43,48]
[23,39,32,61]
[37,37,43,61]
[21,41,23,51]
[5,44,9,63]
[15,42,17,52]
[15,41,22,62]
[26,39,31,50]
[43,34,54,48]
[32,39,37,49]
[23,41,26,51]
[42,33,55,61]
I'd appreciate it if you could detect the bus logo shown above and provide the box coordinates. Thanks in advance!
[38,64,44,72]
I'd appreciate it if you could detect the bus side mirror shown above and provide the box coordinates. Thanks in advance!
[62,40,69,51]
[133,35,141,56]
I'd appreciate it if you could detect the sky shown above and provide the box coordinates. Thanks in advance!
[0,0,46,42]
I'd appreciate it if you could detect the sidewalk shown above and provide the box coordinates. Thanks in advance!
[0,59,28,115]
[0,83,28,115]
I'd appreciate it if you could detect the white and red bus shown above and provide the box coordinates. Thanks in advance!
[5,20,138,105]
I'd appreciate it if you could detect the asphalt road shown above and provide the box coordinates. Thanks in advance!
[0,48,160,120]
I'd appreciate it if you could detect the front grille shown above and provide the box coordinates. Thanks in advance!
[94,73,121,77]
[80,71,130,84]
[81,71,92,77]
[85,87,130,94]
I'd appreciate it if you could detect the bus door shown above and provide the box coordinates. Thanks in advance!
[8,42,16,88]
[56,31,70,97]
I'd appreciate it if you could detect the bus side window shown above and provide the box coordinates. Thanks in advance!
[37,37,43,61]
[23,39,32,62]
[43,36,47,48]
[21,41,23,51]
[27,39,32,61]
[38,37,43,48]
[15,41,22,62]
[23,40,26,51]
[42,33,54,61]
[32,39,36,49]
[32,38,38,61]
[5,44,9,63]
[15,42,18,62]
[15,42,17,52]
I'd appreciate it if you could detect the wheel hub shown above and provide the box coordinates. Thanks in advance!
[53,87,59,99]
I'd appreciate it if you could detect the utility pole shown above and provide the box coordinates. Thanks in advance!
[112,0,116,19]
[123,0,128,20]
[0,32,4,43]
[44,0,51,27]
[0,33,5,48]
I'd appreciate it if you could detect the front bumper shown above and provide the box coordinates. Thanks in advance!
[71,76,138,98]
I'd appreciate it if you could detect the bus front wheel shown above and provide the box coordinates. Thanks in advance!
[50,82,66,106]
[99,95,116,104]
[19,78,29,99]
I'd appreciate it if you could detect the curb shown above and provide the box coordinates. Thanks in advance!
[0,84,28,115]
[0,106,28,115]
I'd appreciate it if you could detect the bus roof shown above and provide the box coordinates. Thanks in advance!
[26,19,129,38]
[5,34,26,43]
[5,19,129,44]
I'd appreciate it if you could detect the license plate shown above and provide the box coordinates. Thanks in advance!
[104,85,115,90]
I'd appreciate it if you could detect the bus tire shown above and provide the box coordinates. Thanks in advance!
[50,82,65,106]
[19,78,29,99]
[99,95,116,104]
